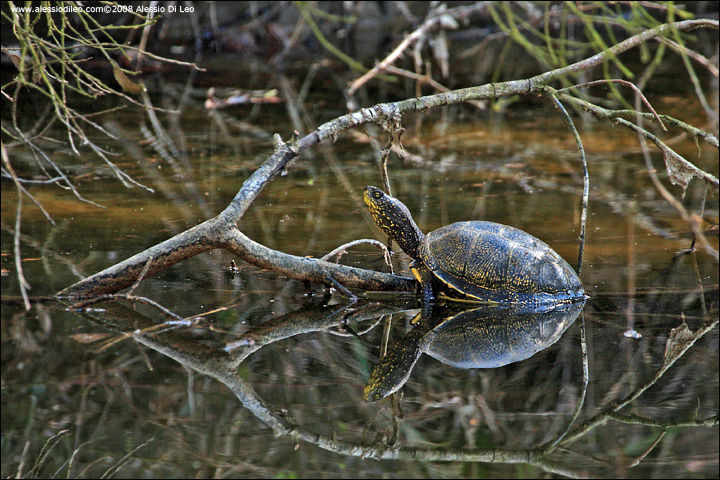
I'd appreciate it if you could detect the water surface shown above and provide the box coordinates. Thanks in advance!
[1,78,717,478]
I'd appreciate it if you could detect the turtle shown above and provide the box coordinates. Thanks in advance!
[363,300,585,402]
[363,186,585,306]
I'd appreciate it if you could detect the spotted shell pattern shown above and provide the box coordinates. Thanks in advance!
[419,221,584,305]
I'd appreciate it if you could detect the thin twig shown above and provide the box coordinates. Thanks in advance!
[69,294,185,324]
[550,96,589,276]
[655,36,719,77]
[128,258,154,295]
[348,2,488,95]
[544,314,589,451]
[321,239,393,269]
[2,143,32,310]
[629,429,667,468]
[559,79,666,130]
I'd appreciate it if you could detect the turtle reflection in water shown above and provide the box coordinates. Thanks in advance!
[364,301,585,403]
[363,186,585,306]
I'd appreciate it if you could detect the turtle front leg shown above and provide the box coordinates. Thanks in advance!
[411,261,436,304]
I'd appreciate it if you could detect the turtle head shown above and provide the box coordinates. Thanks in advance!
[363,311,429,403]
[364,186,423,258]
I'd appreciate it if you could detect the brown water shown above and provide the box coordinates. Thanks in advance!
[1,81,718,478]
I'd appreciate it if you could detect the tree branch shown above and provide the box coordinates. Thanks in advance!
[59,19,719,298]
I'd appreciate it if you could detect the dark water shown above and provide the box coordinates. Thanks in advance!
[1,81,717,478]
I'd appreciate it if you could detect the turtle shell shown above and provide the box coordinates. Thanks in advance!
[418,221,584,305]
[421,301,584,369]
[363,301,585,402]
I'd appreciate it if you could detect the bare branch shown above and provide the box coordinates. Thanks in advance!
[59,19,719,299]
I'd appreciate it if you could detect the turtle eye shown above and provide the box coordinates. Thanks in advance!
[373,190,382,199]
